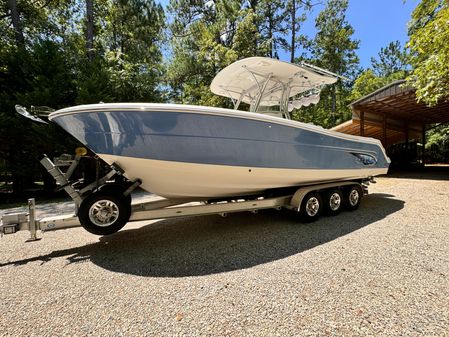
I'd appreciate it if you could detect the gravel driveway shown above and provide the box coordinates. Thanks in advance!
[1,171,448,336]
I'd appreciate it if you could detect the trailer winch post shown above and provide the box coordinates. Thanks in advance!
[27,198,38,241]
[40,155,82,206]
[64,154,82,181]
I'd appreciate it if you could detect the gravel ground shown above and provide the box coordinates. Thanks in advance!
[0,170,448,336]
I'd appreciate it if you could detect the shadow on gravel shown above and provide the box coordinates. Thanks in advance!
[386,165,449,181]
[0,193,404,277]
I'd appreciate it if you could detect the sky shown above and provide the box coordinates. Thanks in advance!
[157,0,419,69]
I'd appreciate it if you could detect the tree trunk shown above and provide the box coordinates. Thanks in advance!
[268,5,273,58]
[86,0,94,60]
[290,0,296,63]
[331,84,336,124]
[8,0,24,46]
[249,0,258,10]
[112,12,117,51]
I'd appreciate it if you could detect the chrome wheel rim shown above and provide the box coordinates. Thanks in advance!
[305,197,320,217]
[349,189,360,206]
[329,193,341,211]
[89,200,119,227]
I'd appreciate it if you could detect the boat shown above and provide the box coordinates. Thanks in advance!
[8,57,391,236]
[47,57,390,199]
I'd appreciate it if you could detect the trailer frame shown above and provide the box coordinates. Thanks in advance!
[0,154,371,241]
[1,180,369,241]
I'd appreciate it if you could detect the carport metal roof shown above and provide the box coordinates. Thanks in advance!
[332,80,449,147]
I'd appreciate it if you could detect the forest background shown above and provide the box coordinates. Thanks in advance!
[0,0,448,197]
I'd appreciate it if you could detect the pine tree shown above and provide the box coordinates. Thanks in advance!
[258,0,285,58]
[305,0,360,126]
[166,0,271,106]
[283,0,313,63]
[371,40,409,77]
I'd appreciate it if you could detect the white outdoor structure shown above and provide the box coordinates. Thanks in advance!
[210,57,340,116]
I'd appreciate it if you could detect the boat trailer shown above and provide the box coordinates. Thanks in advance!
[0,154,370,241]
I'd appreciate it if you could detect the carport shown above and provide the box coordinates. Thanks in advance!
[332,80,449,163]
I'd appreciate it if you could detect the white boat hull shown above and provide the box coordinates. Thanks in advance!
[49,103,390,199]
[99,154,387,199]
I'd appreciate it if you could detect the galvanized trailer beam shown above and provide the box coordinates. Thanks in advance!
[1,195,291,240]
[1,180,369,241]
[128,196,290,222]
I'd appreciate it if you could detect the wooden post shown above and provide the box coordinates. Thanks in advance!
[404,124,409,144]
[360,110,364,136]
[422,124,426,166]
[382,113,387,146]
[405,124,409,161]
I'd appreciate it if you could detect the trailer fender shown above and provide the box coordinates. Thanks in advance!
[290,181,362,211]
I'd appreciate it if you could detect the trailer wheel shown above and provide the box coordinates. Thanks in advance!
[345,185,363,211]
[78,192,131,235]
[299,191,322,222]
[324,189,343,215]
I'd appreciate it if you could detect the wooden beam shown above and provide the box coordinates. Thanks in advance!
[353,117,413,134]
[382,113,387,147]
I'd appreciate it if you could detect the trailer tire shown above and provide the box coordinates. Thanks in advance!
[324,189,343,215]
[78,192,131,235]
[345,184,363,211]
[299,191,322,222]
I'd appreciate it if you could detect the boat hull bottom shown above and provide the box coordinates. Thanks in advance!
[98,154,388,199]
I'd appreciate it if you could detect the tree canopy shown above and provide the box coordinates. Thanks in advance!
[295,0,359,128]
[406,0,449,106]
[349,40,409,102]
[405,0,449,158]
[1,0,165,195]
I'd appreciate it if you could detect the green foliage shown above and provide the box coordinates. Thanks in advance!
[0,0,165,194]
[75,57,114,104]
[311,0,360,78]
[426,125,449,162]
[349,70,385,102]
[349,40,409,104]
[232,10,262,58]
[104,0,165,101]
[407,0,449,106]
[294,0,360,128]
[0,42,78,193]
[166,1,265,106]
[18,41,76,108]
[257,0,286,58]
[406,0,449,162]
[371,40,409,77]
[349,70,408,103]
[282,0,313,62]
